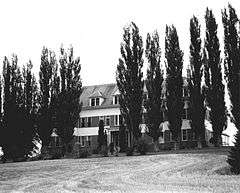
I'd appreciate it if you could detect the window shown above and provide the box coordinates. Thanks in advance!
[86,136,91,146]
[55,137,60,147]
[187,130,191,141]
[91,98,95,106]
[91,97,100,106]
[114,115,119,126]
[87,117,91,127]
[81,118,85,127]
[182,109,190,120]
[183,87,189,97]
[77,136,85,146]
[114,95,119,105]
[105,116,110,126]
[182,130,187,141]
[96,98,100,106]
[76,118,81,128]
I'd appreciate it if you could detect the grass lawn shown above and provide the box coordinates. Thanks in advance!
[0,148,240,193]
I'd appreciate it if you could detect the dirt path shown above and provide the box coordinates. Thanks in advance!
[0,152,239,193]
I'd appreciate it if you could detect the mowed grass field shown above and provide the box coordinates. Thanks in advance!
[0,148,240,193]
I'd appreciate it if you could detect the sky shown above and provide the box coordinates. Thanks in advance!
[0,0,239,86]
[0,0,239,144]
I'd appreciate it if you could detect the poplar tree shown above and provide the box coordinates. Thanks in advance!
[38,48,55,151]
[205,8,227,147]
[222,4,240,174]
[57,46,82,154]
[165,25,184,150]
[116,22,144,148]
[189,16,206,148]
[145,31,163,152]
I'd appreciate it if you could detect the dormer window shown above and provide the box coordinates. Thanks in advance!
[89,90,104,106]
[91,98,95,106]
[113,95,119,105]
[96,98,100,106]
[90,97,100,106]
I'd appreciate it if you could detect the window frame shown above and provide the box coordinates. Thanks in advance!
[105,116,110,126]
[182,129,187,141]
[96,97,100,106]
[81,118,85,127]
[87,117,91,127]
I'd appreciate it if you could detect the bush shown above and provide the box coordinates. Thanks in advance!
[126,147,134,156]
[99,145,108,157]
[51,152,63,159]
[92,148,99,154]
[78,149,90,158]
[137,139,148,155]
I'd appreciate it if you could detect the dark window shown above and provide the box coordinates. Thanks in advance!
[87,117,91,127]
[91,98,95,106]
[182,109,190,120]
[105,116,110,126]
[114,95,119,104]
[81,136,85,146]
[114,115,119,125]
[182,130,187,141]
[96,98,100,106]
[119,115,123,125]
[187,130,191,141]
[81,118,85,127]
[86,136,91,146]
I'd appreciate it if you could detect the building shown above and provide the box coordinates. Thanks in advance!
[73,83,122,152]
[72,79,230,152]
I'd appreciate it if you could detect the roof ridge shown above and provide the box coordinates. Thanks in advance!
[82,82,116,88]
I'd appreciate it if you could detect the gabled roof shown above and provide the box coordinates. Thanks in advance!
[89,90,104,98]
[80,83,118,109]
[80,77,189,110]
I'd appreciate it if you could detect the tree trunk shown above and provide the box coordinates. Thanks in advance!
[197,140,202,149]
[153,139,159,152]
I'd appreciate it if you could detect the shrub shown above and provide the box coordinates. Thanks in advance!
[51,152,62,159]
[78,149,90,158]
[137,139,148,155]
[92,148,99,154]
[126,147,134,156]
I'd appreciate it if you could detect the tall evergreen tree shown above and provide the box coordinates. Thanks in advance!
[20,61,39,157]
[38,48,55,151]
[205,8,227,147]
[222,4,240,174]
[116,22,144,148]
[165,25,184,150]
[1,55,37,160]
[189,16,206,148]
[1,57,11,160]
[57,46,82,154]
[145,31,163,152]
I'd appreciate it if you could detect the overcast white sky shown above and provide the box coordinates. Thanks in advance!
[0,0,239,86]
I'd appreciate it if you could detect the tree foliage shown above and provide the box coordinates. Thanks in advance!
[116,22,144,147]
[205,8,227,146]
[57,46,82,152]
[38,48,55,147]
[189,16,206,147]
[0,56,38,160]
[145,31,164,145]
[222,4,240,174]
[165,25,184,148]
